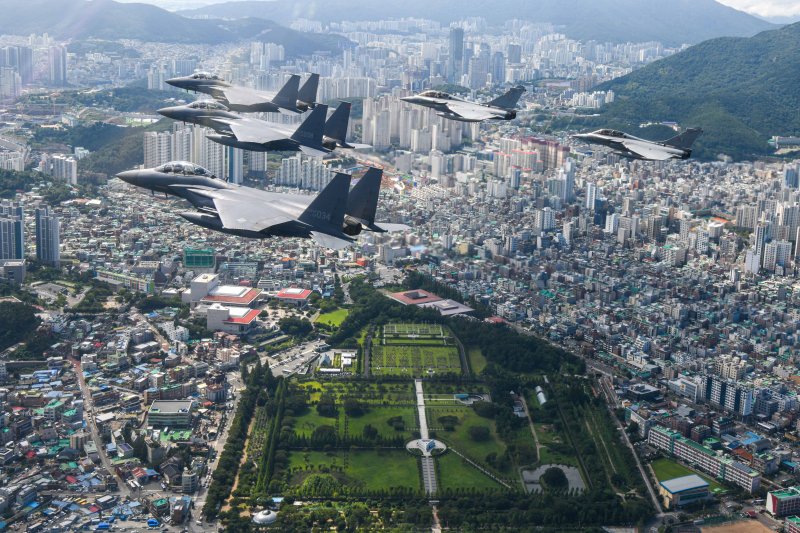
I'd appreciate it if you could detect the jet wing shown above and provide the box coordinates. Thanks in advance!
[445,101,496,121]
[619,141,674,161]
[225,117,287,144]
[220,86,273,107]
[310,231,354,250]
[205,190,294,232]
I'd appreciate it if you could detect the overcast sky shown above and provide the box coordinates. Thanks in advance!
[120,0,800,21]
[717,0,800,19]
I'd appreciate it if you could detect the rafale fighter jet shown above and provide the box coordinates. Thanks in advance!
[115,163,406,248]
[158,100,331,157]
[572,128,703,161]
[166,72,319,114]
[400,85,526,122]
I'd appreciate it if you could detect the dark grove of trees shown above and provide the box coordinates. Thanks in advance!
[0,301,41,351]
[203,360,279,519]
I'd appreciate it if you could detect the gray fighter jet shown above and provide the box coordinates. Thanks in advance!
[115,162,406,247]
[400,86,526,122]
[158,100,331,157]
[572,128,703,161]
[166,71,320,114]
[117,161,353,248]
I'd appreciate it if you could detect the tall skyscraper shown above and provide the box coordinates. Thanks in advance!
[144,131,173,168]
[448,27,464,83]
[0,201,24,260]
[51,154,78,185]
[0,67,20,102]
[491,51,505,84]
[48,46,67,86]
[35,206,60,267]
[586,182,598,210]
[227,147,243,185]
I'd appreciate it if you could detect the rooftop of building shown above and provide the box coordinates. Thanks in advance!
[387,289,442,306]
[659,474,709,494]
[148,400,193,414]
[276,287,312,300]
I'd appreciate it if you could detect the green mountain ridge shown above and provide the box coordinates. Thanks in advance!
[179,0,775,46]
[593,22,800,160]
[0,0,352,54]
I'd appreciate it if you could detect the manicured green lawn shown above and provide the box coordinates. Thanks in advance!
[315,308,349,327]
[468,347,487,375]
[287,449,420,493]
[650,457,724,492]
[289,450,344,471]
[292,407,342,437]
[427,406,506,468]
[347,406,417,440]
[347,450,420,491]
[437,451,503,492]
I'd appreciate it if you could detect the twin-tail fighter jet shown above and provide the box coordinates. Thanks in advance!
[116,164,406,249]
[166,72,319,114]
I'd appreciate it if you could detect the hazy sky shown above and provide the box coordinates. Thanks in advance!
[120,0,800,20]
[717,0,800,18]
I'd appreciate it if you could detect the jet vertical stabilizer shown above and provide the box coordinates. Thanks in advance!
[291,104,329,157]
[663,128,703,150]
[272,75,301,112]
[298,73,320,110]
[299,173,355,248]
[486,86,526,109]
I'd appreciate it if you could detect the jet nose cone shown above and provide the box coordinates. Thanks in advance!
[115,170,141,185]
[158,106,182,120]
[400,96,412,102]
[165,77,184,88]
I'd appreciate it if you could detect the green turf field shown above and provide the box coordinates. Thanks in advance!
[650,457,724,492]
[315,308,349,327]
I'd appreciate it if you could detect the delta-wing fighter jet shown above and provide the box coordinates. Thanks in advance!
[166,72,320,114]
[572,128,703,161]
[158,100,331,157]
[117,161,355,249]
[400,85,526,122]
[115,163,406,247]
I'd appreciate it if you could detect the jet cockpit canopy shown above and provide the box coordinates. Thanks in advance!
[419,90,450,99]
[190,72,223,81]
[156,161,216,178]
[187,100,229,111]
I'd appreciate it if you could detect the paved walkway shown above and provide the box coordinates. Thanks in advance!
[414,379,437,495]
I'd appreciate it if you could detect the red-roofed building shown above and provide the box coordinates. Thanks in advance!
[276,287,313,307]
[387,289,442,306]
[207,304,260,334]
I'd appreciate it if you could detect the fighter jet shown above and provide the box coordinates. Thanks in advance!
[158,100,331,157]
[400,85,526,122]
[322,101,371,151]
[166,72,320,114]
[116,161,354,249]
[115,162,406,247]
[572,128,703,161]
